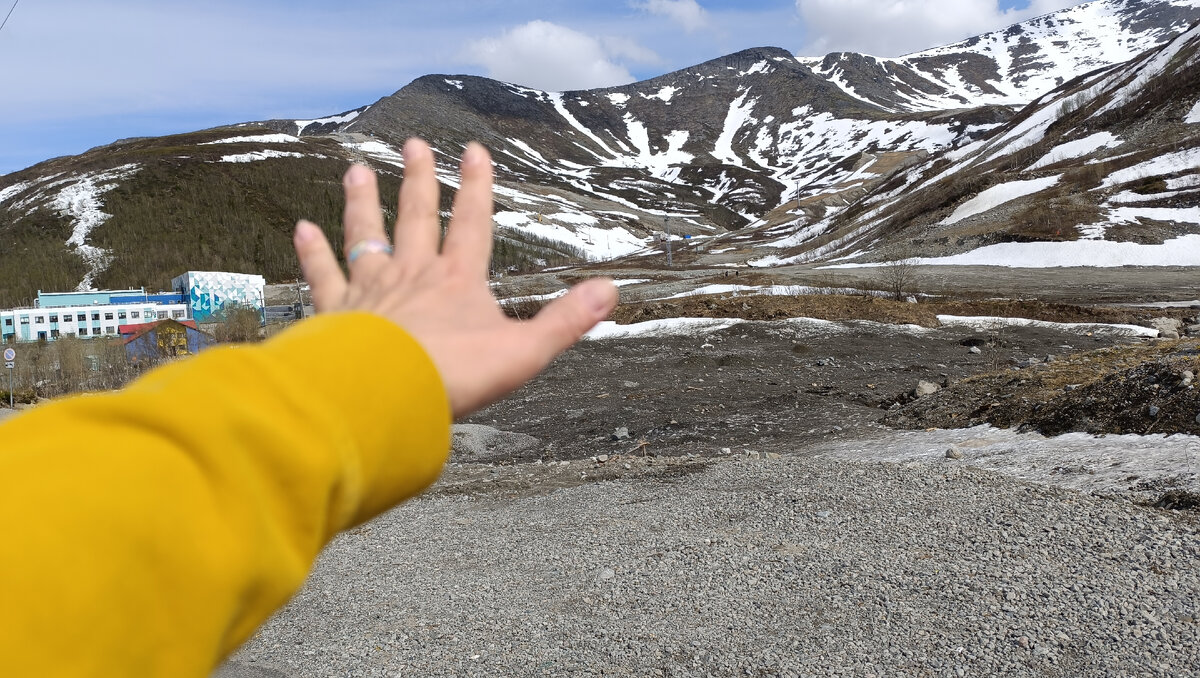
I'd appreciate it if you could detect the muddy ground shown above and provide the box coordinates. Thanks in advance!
[462,316,1153,468]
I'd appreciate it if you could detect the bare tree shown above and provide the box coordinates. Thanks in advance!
[881,256,920,301]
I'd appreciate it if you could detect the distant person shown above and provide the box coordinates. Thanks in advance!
[0,139,617,677]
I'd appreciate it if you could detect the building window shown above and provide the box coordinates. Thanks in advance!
[49,314,58,323]
[118,311,126,320]
[131,311,140,319]
[172,310,185,319]
[104,313,113,320]
[34,316,44,324]
[77,313,86,322]
[37,331,47,341]
[3,318,10,327]
[92,328,102,336]
[50,329,60,339]
[19,316,29,325]
[157,311,168,320]
[106,327,116,335]
[91,312,100,321]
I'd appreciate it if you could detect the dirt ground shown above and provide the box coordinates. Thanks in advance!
[463,314,1153,466]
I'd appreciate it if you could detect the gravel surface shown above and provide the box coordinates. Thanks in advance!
[225,455,1199,677]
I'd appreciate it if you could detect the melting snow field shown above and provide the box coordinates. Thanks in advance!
[941,176,1060,225]
[584,318,745,340]
[219,150,307,163]
[201,134,299,145]
[936,315,1158,338]
[657,284,885,300]
[493,211,647,260]
[583,315,1162,349]
[295,110,362,135]
[1028,132,1122,169]
[1101,147,1200,187]
[819,425,1199,498]
[827,234,1200,268]
[49,165,141,290]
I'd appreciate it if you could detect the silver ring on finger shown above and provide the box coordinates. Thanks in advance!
[346,239,394,264]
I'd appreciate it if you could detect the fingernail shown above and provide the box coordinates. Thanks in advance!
[345,164,370,186]
[462,143,485,167]
[295,220,317,243]
[403,138,428,161]
[580,280,616,317]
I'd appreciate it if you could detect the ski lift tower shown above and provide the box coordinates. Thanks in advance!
[663,216,672,267]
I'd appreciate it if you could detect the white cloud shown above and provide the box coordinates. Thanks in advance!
[601,35,663,66]
[632,0,711,33]
[796,0,1085,57]
[464,20,656,91]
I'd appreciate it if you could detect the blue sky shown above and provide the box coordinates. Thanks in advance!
[0,0,1079,175]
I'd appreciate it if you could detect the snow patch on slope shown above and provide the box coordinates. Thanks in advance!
[711,92,757,167]
[493,211,648,260]
[846,234,1200,268]
[295,110,362,135]
[219,150,307,163]
[941,176,1060,225]
[48,164,141,291]
[202,134,299,145]
[1028,132,1123,170]
[1102,148,1200,187]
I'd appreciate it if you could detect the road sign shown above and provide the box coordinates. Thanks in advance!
[2,348,13,362]
[3,362,12,369]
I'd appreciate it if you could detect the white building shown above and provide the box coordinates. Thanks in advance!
[1,288,189,343]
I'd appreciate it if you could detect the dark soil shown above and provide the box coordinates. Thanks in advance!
[610,293,1196,328]
[465,316,1151,462]
[885,340,1200,436]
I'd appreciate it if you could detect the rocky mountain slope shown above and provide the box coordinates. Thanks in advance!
[1,0,1198,305]
[799,0,1200,112]
[742,19,1200,269]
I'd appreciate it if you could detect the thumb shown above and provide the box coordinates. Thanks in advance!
[526,278,618,358]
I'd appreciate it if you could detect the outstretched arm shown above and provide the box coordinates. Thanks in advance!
[0,139,616,677]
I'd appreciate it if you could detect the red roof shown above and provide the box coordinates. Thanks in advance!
[118,319,198,343]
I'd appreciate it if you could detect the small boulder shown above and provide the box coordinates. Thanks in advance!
[945,446,964,460]
[915,380,941,397]
[1151,317,1182,339]
[969,346,982,355]
[612,427,630,441]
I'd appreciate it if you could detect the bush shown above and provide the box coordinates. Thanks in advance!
[209,305,263,343]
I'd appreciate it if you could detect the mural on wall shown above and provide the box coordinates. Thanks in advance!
[171,272,265,323]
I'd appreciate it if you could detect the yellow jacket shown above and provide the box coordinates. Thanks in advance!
[0,312,451,676]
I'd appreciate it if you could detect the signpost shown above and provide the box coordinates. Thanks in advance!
[3,347,13,409]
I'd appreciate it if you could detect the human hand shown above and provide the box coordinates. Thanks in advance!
[292,139,618,418]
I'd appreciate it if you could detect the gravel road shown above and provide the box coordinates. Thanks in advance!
[224,455,1199,677]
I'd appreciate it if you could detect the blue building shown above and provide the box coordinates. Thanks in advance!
[1,270,267,343]
[171,271,266,323]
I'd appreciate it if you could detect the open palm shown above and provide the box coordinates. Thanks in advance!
[292,139,617,417]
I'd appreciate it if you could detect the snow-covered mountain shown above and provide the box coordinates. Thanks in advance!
[799,0,1200,112]
[749,19,1200,268]
[1,0,1199,302]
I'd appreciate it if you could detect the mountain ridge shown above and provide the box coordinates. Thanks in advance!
[2,0,1199,305]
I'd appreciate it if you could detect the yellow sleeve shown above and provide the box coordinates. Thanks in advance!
[0,312,451,677]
